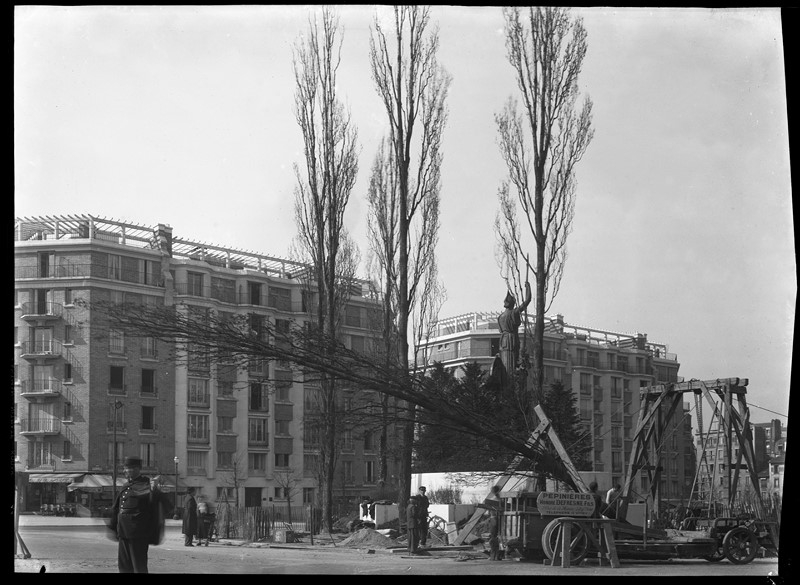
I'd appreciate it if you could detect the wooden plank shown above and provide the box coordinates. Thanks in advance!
[602,522,621,568]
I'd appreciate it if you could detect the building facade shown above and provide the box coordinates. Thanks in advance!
[416,311,695,504]
[14,215,395,515]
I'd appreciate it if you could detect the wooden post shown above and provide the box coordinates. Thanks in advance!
[561,521,572,568]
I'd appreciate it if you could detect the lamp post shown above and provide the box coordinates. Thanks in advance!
[111,400,124,502]
[173,456,179,519]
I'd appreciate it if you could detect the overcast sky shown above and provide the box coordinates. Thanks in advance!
[14,6,793,425]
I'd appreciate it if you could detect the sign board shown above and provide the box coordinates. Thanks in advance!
[536,491,595,517]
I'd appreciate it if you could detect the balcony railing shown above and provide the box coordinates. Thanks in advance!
[19,301,63,319]
[188,430,210,444]
[106,421,127,432]
[20,339,62,358]
[19,418,61,434]
[20,379,62,397]
[188,395,211,408]
[15,262,164,287]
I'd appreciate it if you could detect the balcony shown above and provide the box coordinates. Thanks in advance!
[20,339,63,360]
[19,417,61,435]
[139,386,158,398]
[14,263,92,279]
[106,421,127,432]
[19,301,63,320]
[20,379,62,399]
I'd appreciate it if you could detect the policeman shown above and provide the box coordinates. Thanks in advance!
[107,456,164,573]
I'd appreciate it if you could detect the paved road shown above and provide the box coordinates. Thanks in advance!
[14,516,786,577]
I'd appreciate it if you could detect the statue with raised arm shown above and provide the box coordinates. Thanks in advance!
[491,281,532,388]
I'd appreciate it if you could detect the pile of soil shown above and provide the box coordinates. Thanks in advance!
[338,527,400,549]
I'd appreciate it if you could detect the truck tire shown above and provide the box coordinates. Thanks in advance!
[723,526,759,564]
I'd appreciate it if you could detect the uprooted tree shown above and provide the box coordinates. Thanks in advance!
[75,297,586,496]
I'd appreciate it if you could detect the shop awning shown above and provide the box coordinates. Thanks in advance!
[28,473,83,484]
[67,474,127,491]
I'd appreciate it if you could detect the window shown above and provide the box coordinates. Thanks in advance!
[274,487,288,499]
[275,453,290,468]
[345,305,361,328]
[140,443,156,468]
[62,440,71,460]
[63,362,73,383]
[303,424,321,449]
[248,418,268,445]
[342,429,354,451]
[612,451,623,473]
[141,406,156,431]
[304,454,319,476]
[63,324,73,345]
[303,487,315,505]
[141,369,156,394]
[64,288,73,305]
[350,335,365,354]
[187,272,204,296]
[14,326,18,345]
[365,460,375,484]
[187,414,209,441]
[109,329,124,354]
[249,452,267,472]
[276,420,290,435]
[188,378,209,406]
[217,451,234,469]
[187,450,206,470]
[343,460,354,484]
[108,440,124,467]
[63,401,72,421]
[249,382,269,412]
[110,366,125,392]
[363,431,375,451]
[269,286,291,311]
[217,487,235,502]
[579,401,592,421]
[108,254,122,280]
[611,377,622,399]
[249,313,266,341]
[580,373,592,393]
[142,337,157,358]
[218,416,234,433]
[248,281,262,306]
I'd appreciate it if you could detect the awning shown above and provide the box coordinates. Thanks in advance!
[28,473,83,484]
[67,474,127,491]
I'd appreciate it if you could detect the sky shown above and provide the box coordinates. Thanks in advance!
[14,6,794,425]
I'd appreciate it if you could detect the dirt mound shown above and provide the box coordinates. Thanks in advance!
[339,527,399,549]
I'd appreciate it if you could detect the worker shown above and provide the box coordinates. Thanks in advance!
[487,508,501,561]
[604,483,622,519]
[416,486,430,547]
[406,496,419,555]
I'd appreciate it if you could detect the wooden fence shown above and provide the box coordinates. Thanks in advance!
[213,504,322,542]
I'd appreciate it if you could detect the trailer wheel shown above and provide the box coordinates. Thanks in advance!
[428,515,447,533]
[541,519,589,565]
[723,527,759,564]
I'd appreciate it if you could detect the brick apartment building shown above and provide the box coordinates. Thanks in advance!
[14,214,397,515]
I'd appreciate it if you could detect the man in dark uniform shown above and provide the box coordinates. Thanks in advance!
[108,456,165,573]
[416,486,430,547]
[406,496,419,555]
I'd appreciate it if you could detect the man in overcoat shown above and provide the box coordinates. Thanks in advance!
[416,486,430,547]
[107,456,165,573]
[182,487,198,546]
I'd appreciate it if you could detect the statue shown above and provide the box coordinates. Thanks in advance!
[491,281,532,388]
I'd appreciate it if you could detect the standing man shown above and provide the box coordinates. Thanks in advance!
[107,456,165,573]
[588,481,603,519]
[182,487,198,547]
[487,508,501,561]
[416,486,430,547]
[604,483,622,519]
[406,496,419,555]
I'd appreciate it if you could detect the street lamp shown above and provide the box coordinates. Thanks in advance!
[111,400,124,502]
[173,456,180,519]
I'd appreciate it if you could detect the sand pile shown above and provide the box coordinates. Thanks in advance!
[339,528,399,549]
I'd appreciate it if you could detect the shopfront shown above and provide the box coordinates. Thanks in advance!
[25,473,83,513]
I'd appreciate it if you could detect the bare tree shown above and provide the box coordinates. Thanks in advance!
[291,6,360,533]
[368,5,451,530]
[494,7,594,409]
[217,450,247,507]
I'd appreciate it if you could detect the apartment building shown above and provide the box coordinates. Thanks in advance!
[416,311,696,504]
[14,214,394,514]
